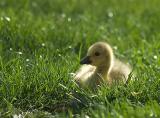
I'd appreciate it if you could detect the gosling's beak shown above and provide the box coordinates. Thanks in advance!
[80,56,92,64]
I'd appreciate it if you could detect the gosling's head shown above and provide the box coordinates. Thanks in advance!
[80,42,113,67]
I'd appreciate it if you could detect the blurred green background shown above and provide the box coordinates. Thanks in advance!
[0,0,160,117]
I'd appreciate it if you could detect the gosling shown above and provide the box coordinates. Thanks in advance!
[74,42,132,89]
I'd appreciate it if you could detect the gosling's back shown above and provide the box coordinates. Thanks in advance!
[109,59,132,83]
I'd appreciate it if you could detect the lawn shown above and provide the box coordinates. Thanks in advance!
[0,0,160,117]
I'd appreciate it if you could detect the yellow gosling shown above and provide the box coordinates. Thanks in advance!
[74,42,132,89]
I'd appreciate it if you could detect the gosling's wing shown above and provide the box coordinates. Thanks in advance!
[74,65,96,86]
[74,65,96,80]
[110,59,132,83]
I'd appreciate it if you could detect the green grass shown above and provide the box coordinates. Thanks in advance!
[0,0,160,117]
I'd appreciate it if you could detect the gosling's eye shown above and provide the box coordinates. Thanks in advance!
[95,52,100,56]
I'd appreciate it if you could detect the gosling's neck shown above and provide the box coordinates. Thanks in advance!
[96,64,110,77]
[96,58,113,79]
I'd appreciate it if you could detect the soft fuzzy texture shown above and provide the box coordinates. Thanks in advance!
[74,42,132,89]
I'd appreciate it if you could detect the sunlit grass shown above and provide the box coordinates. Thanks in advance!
[0,0,160,117]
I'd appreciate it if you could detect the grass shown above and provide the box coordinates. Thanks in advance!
[0,0,160,117]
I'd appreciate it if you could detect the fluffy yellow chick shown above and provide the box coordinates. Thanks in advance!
[74,42,132,89]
